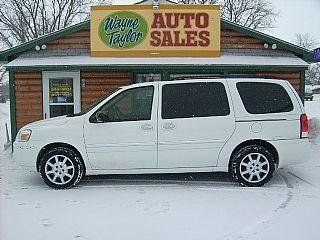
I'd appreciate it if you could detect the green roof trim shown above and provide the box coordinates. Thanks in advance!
[5,64,308,72]
[0,16,316,63]
[221,19,315,63]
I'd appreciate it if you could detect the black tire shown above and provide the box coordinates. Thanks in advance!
[39,147,84,189]
[230,145,275,187]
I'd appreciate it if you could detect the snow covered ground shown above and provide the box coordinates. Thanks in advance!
[0,101,10,148]
[305,94,320,119]
[0,96,320,240]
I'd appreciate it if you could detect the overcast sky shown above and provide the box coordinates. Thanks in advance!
[112,0,320,46]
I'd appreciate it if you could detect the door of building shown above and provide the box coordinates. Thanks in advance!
[42,71,81,119]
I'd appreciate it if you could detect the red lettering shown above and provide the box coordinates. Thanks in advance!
[166,13,180,28]
[180,13,195,28]
[161,31,174,46]
[196,13,209,28]
[151,13,166,28]
[199,31,210,46]
[150,31,162,46]
[173,31,186,46]
[185,31,197,46]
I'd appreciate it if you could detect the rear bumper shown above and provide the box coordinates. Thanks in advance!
[270,138,311,168]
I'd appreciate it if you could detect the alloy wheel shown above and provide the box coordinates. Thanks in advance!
[239,153,270,183]
[45,155,75,185]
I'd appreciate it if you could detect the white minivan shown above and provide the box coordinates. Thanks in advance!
[13,78,311,189]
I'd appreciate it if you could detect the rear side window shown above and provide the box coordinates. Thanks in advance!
[236,82,294,114]
[162,82,230,119]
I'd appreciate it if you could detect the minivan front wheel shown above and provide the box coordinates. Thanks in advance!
[39,147,84,189]
[231,145,275,187]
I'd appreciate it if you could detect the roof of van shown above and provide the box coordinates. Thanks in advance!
[127,78,290,87]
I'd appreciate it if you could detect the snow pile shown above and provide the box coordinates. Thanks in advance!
[306,94,320,146]
[309,117,320,145]
[305,94,320,119]
[0,102,11,148]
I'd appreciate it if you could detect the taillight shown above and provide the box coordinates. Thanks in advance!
[300,114,309,138]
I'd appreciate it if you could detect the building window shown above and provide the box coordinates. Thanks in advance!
[135,73,161,83]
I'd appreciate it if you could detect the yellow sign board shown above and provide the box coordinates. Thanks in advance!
[90,5,220,57]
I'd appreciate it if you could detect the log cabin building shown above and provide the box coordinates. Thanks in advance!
[0,0,317,141]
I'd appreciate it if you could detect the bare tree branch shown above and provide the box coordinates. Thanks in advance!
[177,0,279,30]
[294,33,319,50]
[0,0,113,50]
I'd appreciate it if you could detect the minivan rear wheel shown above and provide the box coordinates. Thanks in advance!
[231,145,275,187]
[39,147,84,189]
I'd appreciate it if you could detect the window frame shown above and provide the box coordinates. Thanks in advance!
[160,81,231,120]
[89,86,155,123]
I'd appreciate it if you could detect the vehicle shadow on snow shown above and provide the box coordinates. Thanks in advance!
[79,172,237,187]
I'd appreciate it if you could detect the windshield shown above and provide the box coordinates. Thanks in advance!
[68,88,121,117]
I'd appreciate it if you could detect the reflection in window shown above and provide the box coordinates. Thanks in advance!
[135,73,161,83]
[162,82,230,119]
[50,105,74,118]
[97,86,154,122]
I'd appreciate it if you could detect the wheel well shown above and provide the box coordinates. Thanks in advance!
[36,143,86,175]
[228,139,279,171]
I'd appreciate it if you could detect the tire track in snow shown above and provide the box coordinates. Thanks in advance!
[287,171,316,187]
[223,170,300,240]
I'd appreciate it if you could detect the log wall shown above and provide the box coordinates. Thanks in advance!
[221,28,266,49]
[256,71,301,93]
[46,29,90,50]
[44,28,269,51]
[81,71,132,109]
[14,72,42,130]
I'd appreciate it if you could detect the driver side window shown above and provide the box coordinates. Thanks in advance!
[92,86,154,122]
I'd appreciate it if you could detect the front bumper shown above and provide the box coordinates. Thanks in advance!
[270,138,312,168]
[13,141,42,170]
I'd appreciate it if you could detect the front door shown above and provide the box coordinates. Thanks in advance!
[43,71,81,119]
[84,84,158,170]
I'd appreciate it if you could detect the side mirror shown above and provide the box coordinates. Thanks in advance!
[95,111,109,123]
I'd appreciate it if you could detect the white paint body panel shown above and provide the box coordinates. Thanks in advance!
[157,80,235,168]
[83,84,158,170]
[13,78,311,176]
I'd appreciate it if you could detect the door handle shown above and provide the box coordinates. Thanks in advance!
[141,124,154,131]
[162,122,176,130]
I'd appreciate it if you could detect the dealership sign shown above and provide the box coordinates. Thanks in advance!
[91,5,221,57]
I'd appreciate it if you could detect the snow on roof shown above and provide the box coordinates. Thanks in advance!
[306,85,320,90]
[5,54,309,68]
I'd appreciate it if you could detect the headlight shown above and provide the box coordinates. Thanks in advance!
[18,129,32,142]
